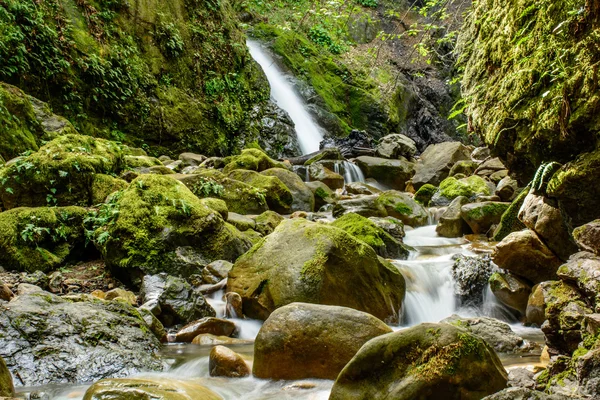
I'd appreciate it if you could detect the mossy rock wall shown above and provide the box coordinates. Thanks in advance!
[457,0,600,181]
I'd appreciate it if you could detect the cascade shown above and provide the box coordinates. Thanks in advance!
[247,40,324,155]
[332,161,365,184]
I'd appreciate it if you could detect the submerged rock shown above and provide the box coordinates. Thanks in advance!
[83,377,221,400]
[253,303,392,380]
[227,219,405,322]
[0,291,163,387]
[329,323,507,400]
[209,346,250,378]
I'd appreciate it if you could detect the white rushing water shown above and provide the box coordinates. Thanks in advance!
[333,160,365,184]
[247,39,324,155]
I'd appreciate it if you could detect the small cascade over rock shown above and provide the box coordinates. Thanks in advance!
[247,39,324,154]
[333,160,365,184]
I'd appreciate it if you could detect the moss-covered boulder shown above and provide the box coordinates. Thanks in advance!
[329,323,507,400]
[411,142,472,190]
[83,378,221,400]
[308,163,345,190]
[227,169,293,214]
[331,213,410,259]
[333,195,388,219]
[449,160,479,177]
[227,219,406,322]
[0,134,127,209]
[489,272,532,315]
[460,201,510,235]
[261,168,315,212]
[90,174,129,205]
[96,174,252,283]
[174,170,269,215]
[0,206,87,273]
[306,181,335,210]
[253,210,284,236]
[430,175,492,206]
[354,156,415,190]
[223,148,288,173]
[0,291,163,387]
[573,220,600,255]
[492,186,529,241]
[303,148,344,165]
[557,251,600,308]
[436,196,471,238]
[253,302,392,380]
[375,191,429,227]
[414,183,437,206]
[0,356,14,397]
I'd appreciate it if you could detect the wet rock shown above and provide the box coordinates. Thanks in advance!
[442,315,536,353]
[368,216,405,242]
[320,129,373,159]
[253,303,392,380]
[556,251,600,308]
[253,210,284,236]
[261,168,315,212]
[0,280,13,301]
[376,191,429,227]
[508,368,536,389]
[332,213,410,259]
[173,317,236,343]
[354,156,415,190]
[414,183,437,206]
[225,292,243,319]
[344,182,381,195]
[489,272,532,314]
[573,220,600,255]
[333,195,387,218]
[0,356,14,397]
[191,334,250,346]
[518,193,578,261]
[493,230,562,284]
[430,175,492,206]
[302,148,344,166]
[0,291,163,387]
[452,254,496,307]
[307,163,344,190]
[138,308,167,341]
[411,142,471,190]
[139,273,215,327]
[201,260,233,285]
[375,134,417,159]
[83,377,221,400]
[495,176,519,202]
[461,201,510,235]
[436,196,471,238]
[305,181,335,210]
[227,219,406,322]
[329,323,507,400]
[104,288,137,306]
[209,346,250,378]
[482,387,569,400]
[246,101,301,159]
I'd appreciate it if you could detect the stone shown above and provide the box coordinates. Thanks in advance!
[253,303,392,380]
[201,260,233,285]
[331,213,410,259]
[411,141,471,189]
[489,272,532,314]
[302,148,344,165]
[492,186,529,241]
[225,292,243,319]
[495,176,519,202]
[573,220,600,255]
[414,183,437,206]
[178,153,207,167]
[253,210,284,236]
[471,147,491,161]
[449,160,479,177]
[209,346,250,378]
[354,156,415,190]
[375,134,417,159]
[0,356,14,397]
[138,308,167,342]
[375,191,429,227]
[0,280,13,302]
[368,216,405,242]
[482,388,569,400]
[227,213,256,232]
[191,334,250,346]
[452,254,496,307]
[461,201,510,235]
[347,14,383,44]
[475,157,506,177]
[0,291,162,387]
[17,283,43,295]
[308,163,344,190]
[329,323,507,400]
[575,348,600,398]
[173,317,236,343]
[332,195,387,219]
[261,168,315,212]
[436,196,471,238]
[227,219,406,323]
[492,230,562,284]
[305,181,335,210]
[442,315,536,353]
[228,169,293,214]
[223,148,289,174]
[508,368,535,389]
[518,193,578,261]
[344,182,381,195]
[430,175,492,206]
[556,251,600,307]
[104,288,137,306]
[139,273,215,327]
[83,377,221,400]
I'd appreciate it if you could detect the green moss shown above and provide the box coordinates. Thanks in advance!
[223,148,288,173]
[394,203,412,215]
[414,184,437,206]
[331,213,388,248]
[492,186,529,241]
[464,202,510,220]
[227,169,293,214]
[438,176,491,201]
[314,187,330,200]
[123,156,162,169]
[91,174,128,205]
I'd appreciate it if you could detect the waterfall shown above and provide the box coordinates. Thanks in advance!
[333,160,365,184]
[247,39,324,155]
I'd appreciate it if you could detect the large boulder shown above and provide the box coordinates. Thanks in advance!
[253,303,392,380]
[306,181,335,210]
[95,175,252,282]
[452,254,495,307]
[461,201,510,235]
[83,377,221,400]
[261,168,315,212]
[227,219,406,322]
[495,176,519,202]
[375,191,429,227]
[0,356,14,397]
[492,186,529,241]
[308,163,344,190]
[223,148,288,173]
[139,274,215,327]
[411,142,471,189]
[375,134,417,159]
[430,175,492,206]
[436,196,471,238]
[227,169,293,214]
[518,193,578,261]
[332,195,387,218]
[329,323,507,400]
[489,272,532,314]
[0,206,87,273]
[573,220,600,255]
[556,251,600,307]
[0,291,163,387]
[492,230,562,284]
[331,213,410,259]
[354,156,415,190]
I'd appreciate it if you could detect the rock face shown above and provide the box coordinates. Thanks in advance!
[209,346,250,378]
[0,291,163,387]
[98,174,252,282]
[436,196,471,238]
[139,274,215,327]
[261,168,315,212]
[329,323,507,400]
[452,254,495,307]
[489,272,532,314]
[460,202,510,235]
[573,220,600,255]
[253,303,392,380]
[492,230,562,284]
[411,142,471,189]
[331,213,410,259]
[375,134,417,159]
[227,219,406,323]
[0,356,14,397]
[354,156,415,190]
[518,193,578,261]
[83,377,221,400]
